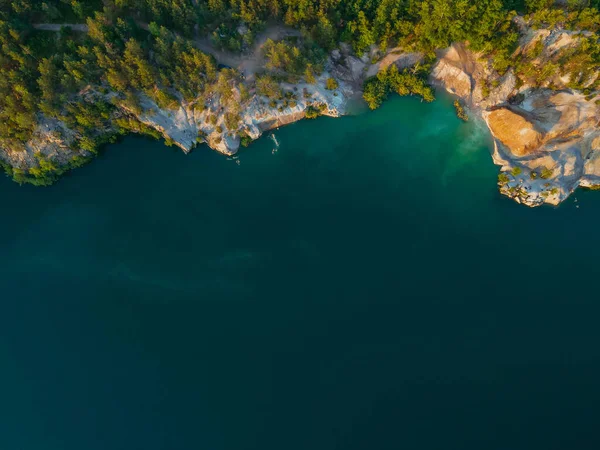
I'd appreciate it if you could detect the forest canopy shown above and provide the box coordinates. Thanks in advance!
[0,0,599,149]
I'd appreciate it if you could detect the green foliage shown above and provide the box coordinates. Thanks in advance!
[27,153,60,184]
[264,39,302,73]
[10,150,96,186]
[526,0,555,13]
[540,167,554,179]
[453,100,468,121]
[325,77,338,90]
[363,64,435,110]
[264,38,325,78]
[305,104,321,119]
[240,132,252,147]
[415,0,509,52]
[256,74,282,99]
[115,116,162,140]
[224,112,240,130]
[0,19,40,143]
[304,64,317,84]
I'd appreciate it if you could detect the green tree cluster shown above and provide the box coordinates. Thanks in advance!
[363,64,434,109]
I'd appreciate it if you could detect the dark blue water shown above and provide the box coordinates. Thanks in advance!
[2,96,600,450]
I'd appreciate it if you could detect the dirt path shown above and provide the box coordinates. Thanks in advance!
[193,38,245,68]
[34,22,301,80]
[195,25,302,80]
[33,23,89,32]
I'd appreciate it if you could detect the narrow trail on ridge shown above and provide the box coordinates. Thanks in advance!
[33,22,302,81]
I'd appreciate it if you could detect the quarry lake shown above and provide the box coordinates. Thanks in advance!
[1,95,600,450]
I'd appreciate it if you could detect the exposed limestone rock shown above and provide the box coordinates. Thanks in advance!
[209,132,240,155]
[121,72,352,156]
[484,108,543,157]
[135,95,200,153]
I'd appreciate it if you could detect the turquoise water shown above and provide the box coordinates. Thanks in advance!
[2,95,600,449]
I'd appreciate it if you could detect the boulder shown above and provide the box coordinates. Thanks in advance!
[484,108,543,157]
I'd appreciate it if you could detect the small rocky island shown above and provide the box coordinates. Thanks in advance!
[1,1,599,207]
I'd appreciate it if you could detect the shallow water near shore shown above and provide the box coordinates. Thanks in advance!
[2,94,600,450]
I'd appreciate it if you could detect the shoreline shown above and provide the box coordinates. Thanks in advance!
[1,18,599,208]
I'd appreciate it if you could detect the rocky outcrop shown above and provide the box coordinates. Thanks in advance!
[485,90,600,206]
[0,66,354,172]
[484,108,543,157]
[431,23,600,207]
[121,68,352,156]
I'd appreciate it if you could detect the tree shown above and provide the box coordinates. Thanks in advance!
[325,77,338,90]
[255,75,282,99]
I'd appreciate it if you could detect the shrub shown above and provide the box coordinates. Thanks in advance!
[240,132,252,147]
[304,65,317,84]
[305,105,320,119]
[540,167,554,179]
[481,80,491,98]
[325,77,339,90]
[224,112,240,130]
[256,75,282,99]
[453,100,468,121]
[363,65,434,110]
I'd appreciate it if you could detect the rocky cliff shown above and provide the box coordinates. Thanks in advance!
[431,19,600,207]
[0,66,354,174]
[2,18,598,208]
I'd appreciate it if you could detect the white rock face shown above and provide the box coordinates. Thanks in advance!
[0,54,360,172]
[4,18,597,209]
[138,71,354,156]
[135,95,200,153]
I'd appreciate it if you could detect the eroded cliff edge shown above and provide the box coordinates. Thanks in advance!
[2,18,598,208]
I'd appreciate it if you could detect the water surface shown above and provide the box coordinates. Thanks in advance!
[1,95,599,450]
